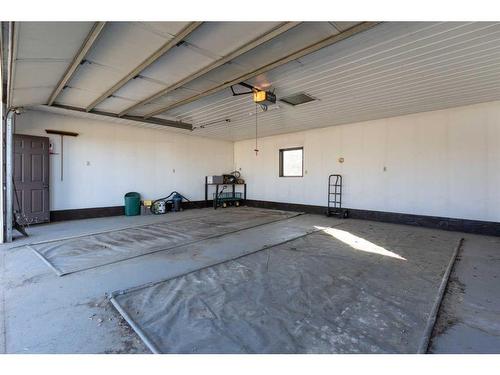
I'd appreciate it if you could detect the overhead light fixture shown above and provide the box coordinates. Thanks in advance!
[280,92,316,106]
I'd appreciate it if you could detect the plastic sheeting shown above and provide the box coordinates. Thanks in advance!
[111,220,461,353]
[30,207,300,276]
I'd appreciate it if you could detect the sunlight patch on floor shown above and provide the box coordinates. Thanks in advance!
[315,226,407,260]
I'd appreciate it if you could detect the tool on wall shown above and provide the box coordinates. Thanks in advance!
[46,129,79,181]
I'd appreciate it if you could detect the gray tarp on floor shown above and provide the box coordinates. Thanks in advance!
[112,220,460,353]
[30,207,300,276]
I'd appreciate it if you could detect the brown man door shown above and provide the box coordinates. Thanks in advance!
[13,134,50,225]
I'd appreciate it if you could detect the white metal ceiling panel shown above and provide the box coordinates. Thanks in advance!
[330,22,361,32]
[142,22,338,116]
[116,22,292,115]
[11,22,96,107]
[112,77,167,102]
[161,22,500,141]
[184,22,282,58]
[135,22,191,38]
[230,22,338,71]
[186,61,249,87]
[14,60,70,89]
[251,23,500,99]
[12,88,54,107]
[245,22,472,95]
[139,43,215,85]
[94,96,135,113]
[16,22,94,60]
[152,86,200,104]
[85,22,176,73]
[54,21,194,109]
[128,101,177,118]
[128,87,199,117]
[56,87,103,108]
[159,88,235,120]
[65,62,125,98]
[180,76,222,93]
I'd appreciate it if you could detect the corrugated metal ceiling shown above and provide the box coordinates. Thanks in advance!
[167,22,500,140]
[5,21,500,141]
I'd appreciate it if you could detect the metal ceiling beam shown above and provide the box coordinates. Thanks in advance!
[47,22,106,106]
[118,22,301,117]
[144,21,381,119]
[85,21,203,112]
[51,104,192,130]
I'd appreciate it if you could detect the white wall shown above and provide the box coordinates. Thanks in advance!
[15,101,500,222]
[234,101,500,223]
[16,110,234,210]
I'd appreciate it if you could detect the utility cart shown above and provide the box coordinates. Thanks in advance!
[213,191,243,208]
[205,176,247,210]
[327,174,348,218]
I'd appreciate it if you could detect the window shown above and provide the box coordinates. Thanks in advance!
[279,147,303,177]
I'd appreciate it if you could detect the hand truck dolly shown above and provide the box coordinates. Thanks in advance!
[326,174,348,218]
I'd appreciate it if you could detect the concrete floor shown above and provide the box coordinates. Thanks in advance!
[429,234,500,353]
[0,208,498,353]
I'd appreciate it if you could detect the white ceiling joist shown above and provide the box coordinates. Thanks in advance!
[47,22,107,106]
[85,21,203,112]
[144,21,380,118]
[118,21,301,117]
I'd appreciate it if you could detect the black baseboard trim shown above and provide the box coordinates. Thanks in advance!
[50,200,212,222]
[50,206,125,222]
[49,199,499,236]
[246,200,500,237]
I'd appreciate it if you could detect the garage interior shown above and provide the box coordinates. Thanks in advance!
[0,20,499,354]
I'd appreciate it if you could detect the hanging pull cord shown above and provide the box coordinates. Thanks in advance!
[254,103,259,156]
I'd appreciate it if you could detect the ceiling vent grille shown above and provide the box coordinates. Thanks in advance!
[280,93,316,106]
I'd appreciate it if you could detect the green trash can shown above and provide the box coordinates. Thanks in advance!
[124,192,141,216]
